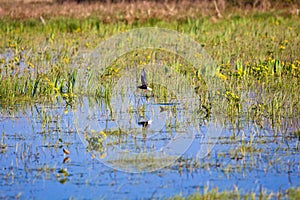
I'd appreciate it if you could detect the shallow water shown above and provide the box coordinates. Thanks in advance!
[0,61,299,198]
[0,96,299,199]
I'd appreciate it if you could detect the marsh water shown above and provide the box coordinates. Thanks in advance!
[1,90,299,199]
[0,39,299,198]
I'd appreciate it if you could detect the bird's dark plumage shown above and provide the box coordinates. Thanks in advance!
[138,120,152,127]
[141,69,147,86]
[138,69,152,91]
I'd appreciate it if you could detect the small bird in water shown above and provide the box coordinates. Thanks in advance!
[137,113,152,127]
[137,68,152,91]
[138,119,152,127]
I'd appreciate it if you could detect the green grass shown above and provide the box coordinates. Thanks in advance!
[0,12,299,133]
[170,187,300,200]
[0,12,299,197]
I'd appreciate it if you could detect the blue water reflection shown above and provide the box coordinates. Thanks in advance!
[0,101,299,199]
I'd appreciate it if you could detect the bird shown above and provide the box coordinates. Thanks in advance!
[138,119,152,127]
[137,68,152,91]
[137,112,152,127]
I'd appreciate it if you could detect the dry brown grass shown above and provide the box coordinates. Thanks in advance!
[0,0,299,22]
[0,0,211,21]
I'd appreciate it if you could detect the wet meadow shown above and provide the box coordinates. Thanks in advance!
[0,4,300,199]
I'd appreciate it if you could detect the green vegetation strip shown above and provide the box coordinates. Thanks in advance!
[170,187,300,200]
